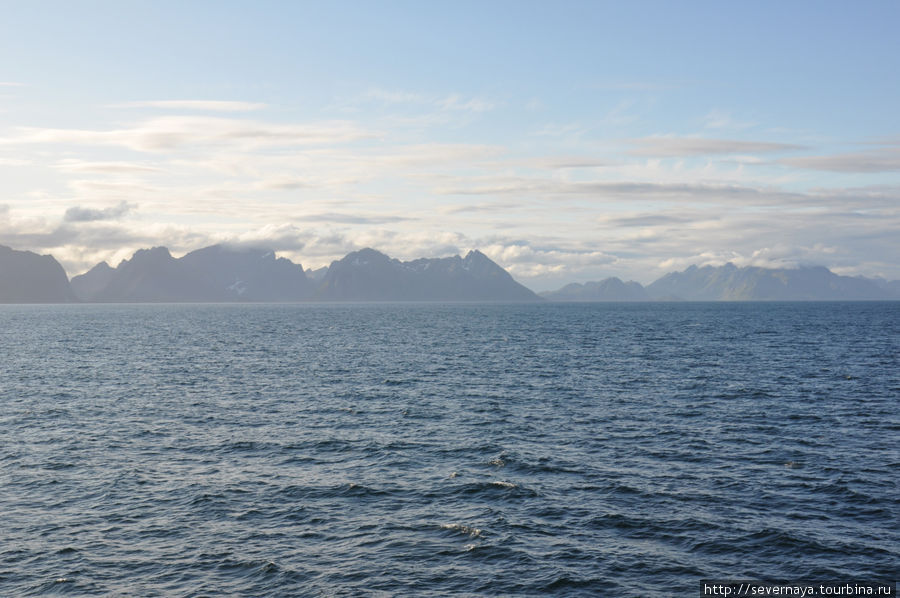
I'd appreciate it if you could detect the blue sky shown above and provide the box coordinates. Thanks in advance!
[1,1,898,288]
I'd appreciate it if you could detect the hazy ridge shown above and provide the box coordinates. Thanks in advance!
[541,263,899,301]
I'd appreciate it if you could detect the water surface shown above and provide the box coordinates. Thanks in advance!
[1,302,897,595]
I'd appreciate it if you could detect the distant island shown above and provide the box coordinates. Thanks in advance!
[1,243,898,303]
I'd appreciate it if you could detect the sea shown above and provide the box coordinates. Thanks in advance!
[1,302,897,597]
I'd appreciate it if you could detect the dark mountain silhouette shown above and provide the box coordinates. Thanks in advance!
[315,248,541,301]
[0,245,77,303]
[72,244,313,302]
[539,277,649,301]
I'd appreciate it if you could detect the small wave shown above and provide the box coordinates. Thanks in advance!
[447,480,537,499]
[214,558,283,580]
[42,461,76,470]
[440,523,483,538]
[491,480,517,489]
[382,378,413,386]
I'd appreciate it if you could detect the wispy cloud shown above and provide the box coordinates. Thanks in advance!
[112,100,267,112]
[780,147,900,172]
[703,110,755,130]
[628,136,805,157]
[257,176,313,191]
[297,212,413,225]
[435,175,808,206]
[363,88,496,113]
[526,157,611,170]
[56,159,163,174]
[532,122,588,138]
[0,82,26,87]
[363,89,428,104]
[438,202,521,215]
[437,94,495,113]
[599,213,695,227]
[67,179,158,198]
[0,158,31,167]
[593,81,678,92]
[7,116,375,152]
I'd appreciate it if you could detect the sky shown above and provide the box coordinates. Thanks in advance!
[1,0,898,290]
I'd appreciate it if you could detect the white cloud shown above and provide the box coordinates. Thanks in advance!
[481,241,617,277]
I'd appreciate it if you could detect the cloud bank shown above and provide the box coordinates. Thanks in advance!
[2,95,898,289]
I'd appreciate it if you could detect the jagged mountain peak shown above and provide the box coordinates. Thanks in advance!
[339,247,395,267]
[317,248,539,301]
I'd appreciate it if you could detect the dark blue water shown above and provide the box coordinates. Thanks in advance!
[1,302,897,596]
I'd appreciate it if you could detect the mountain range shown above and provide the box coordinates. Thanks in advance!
[65,244,539,303]
[540,263,900,301]
[1,243,898,303]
